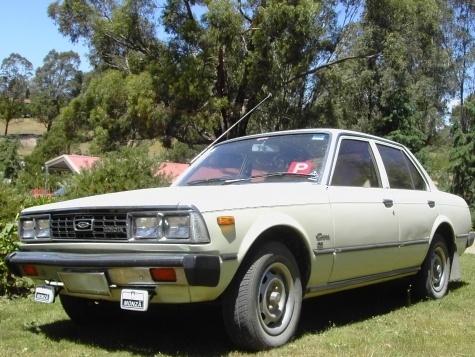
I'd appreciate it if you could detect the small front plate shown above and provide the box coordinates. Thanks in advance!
[120,289,149,312]
[35,285,55,303]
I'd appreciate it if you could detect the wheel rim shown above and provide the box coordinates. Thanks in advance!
[430,246,447,293]
[257,262,295,336]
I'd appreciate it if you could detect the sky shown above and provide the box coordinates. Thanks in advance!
[0,1,91,72]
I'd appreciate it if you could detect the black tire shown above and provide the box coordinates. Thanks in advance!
[59,295,124,324]
[222,242,302,351]
[413,234,451,299]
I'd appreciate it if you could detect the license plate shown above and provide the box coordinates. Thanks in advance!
[120,289,149,311]
[35,285,55,303]
[58,272,110,296]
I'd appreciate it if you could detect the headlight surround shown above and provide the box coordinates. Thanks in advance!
[19,215,51,241]
[129,209,210,244]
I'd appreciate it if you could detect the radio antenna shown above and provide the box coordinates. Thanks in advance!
[190,93,272,164]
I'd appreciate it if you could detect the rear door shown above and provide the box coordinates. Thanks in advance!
[375,143,438,269]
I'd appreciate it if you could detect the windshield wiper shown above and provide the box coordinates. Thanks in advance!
[222,172,317,185]
[185,177,235,186]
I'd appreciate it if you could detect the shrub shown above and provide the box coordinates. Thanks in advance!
[0,184,58,297]
[62,145,171,199]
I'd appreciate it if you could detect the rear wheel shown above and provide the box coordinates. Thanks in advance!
[413,234,451,299]
[60,295,124,323]
[222,242,302,351]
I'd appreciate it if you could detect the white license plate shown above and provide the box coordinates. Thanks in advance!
[120,289,149,311]
[34,285,55,303]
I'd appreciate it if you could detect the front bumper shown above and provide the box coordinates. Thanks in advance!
[5,251,220,288]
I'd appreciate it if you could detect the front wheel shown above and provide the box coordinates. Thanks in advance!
[413,234,451,299]
[222,242,302,351]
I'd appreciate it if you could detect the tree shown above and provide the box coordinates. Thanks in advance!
[30,50,82,132]
[0,53,33,135]
[0,139,21,182]
[442,0,475,134]
[48,0,363,145]
[310,0,451,151]
[450,98,475,213]
[48,0,164,72]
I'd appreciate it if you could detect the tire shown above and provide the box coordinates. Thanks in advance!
[59,295,124,324]
[222,242,302,351]
[413,234,451,300]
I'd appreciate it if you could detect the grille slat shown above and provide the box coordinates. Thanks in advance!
[51,212,128,241]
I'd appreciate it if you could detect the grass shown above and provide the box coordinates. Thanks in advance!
[0,118,46,137]
[1,254,475,357]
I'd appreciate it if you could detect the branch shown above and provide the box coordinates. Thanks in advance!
[286,54,377,83]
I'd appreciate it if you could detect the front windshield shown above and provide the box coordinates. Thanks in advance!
[177,132,330,186]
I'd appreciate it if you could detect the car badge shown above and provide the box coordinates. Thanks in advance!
[74,218,93,231]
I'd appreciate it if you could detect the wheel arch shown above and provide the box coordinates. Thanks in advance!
[433,222,456,257]
[240,224,312,289]
[432,221,460,280]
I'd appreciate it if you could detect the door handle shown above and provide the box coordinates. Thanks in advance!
[383,199,393,208]
[428,200,435,208]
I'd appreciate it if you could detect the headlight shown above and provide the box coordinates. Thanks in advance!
[164,215,190,239]
[129,210,210,243]
[19,216,51,241]
[134,216,161,239]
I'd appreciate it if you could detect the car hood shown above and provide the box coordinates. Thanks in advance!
[22,183,327,215]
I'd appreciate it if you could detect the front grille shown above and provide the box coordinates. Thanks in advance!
[50,211,128,241]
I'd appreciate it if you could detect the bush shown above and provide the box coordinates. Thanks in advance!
[62,145,171,199]
[0,184,58,297]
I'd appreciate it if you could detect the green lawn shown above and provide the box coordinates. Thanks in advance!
[1,254,475,357]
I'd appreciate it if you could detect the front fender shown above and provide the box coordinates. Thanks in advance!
[237,211,313,262]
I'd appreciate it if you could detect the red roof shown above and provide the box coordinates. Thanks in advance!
[45,154,188,182]
[156,162,189,181]
[45,155,100,173]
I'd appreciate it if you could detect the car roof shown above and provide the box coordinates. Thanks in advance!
[218,128,404,148]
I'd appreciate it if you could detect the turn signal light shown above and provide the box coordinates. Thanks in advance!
[22,265,38,276]
[150,268,177,282]
[217,216,235,225]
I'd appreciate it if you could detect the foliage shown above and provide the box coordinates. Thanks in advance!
[0,221,20,296]
[0,139,22,182]
[159,140,202,163]
[30,50,82,132]
[0,53,33,135]
[0,182,57,296]
[61,145,171,199]
[450,99,475,217]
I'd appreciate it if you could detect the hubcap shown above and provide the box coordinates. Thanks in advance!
[257,262,295,335]
[430,246,446,292]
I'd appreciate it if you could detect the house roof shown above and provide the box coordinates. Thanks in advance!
[157,162,189,181]
[45,154,100,174]
[44,154,188,182]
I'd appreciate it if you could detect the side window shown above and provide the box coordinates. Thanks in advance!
[331,139,381,187]
[376,144,427,190]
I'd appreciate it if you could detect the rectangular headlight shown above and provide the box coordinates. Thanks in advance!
[164,215,190,239]
[133,216,161,239]
[36,219,51,238]
[20,219,35,239]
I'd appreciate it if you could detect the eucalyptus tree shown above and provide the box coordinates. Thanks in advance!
[30,50,82,132]
[442,0,475,134]
[0,53,33,135]
[312,0,451,151]
[48,0,364,147]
